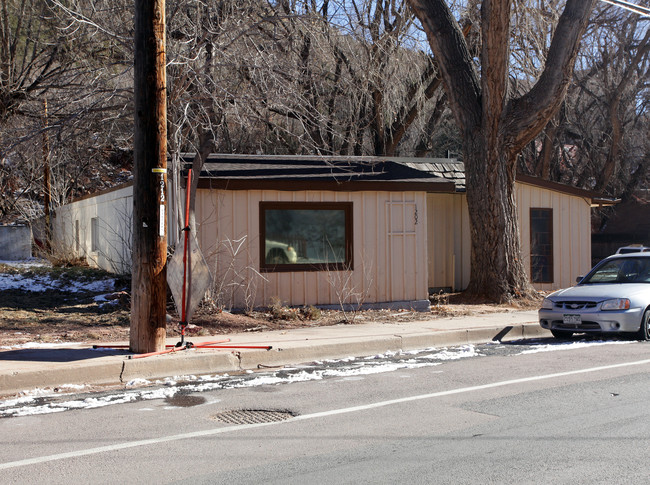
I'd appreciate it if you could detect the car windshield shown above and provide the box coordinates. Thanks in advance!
[582,257,650,284]
[618,247,646,254]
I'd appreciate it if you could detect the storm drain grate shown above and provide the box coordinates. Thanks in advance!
[211,409,296,425]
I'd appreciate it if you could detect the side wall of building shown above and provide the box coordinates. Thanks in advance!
[426,193,470,292]
[516,182,592,291]
[195,188,429,310]
[0,225,32,260]
[51,185,133,274]
[427,183,592,292]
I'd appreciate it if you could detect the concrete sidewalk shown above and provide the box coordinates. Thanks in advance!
[0,310,546,398]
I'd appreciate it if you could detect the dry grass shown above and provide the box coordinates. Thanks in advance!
[0,265,540,348]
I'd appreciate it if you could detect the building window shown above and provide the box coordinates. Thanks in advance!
[530,208,553,283]
[259,202,353,272]
[91,217,99,252]
[75,220,80,253]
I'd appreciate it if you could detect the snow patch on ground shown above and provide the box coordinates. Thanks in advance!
[517,339,633,354]
[0,259,116,295]
[0,259,51,268]
[126,378,152,388]
[0,272,115,293]
[0,346,479,417]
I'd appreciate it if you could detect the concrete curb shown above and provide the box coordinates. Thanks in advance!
[0,323,550,397]
[0,359,125,395]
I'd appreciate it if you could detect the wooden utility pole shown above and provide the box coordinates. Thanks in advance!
[42,99,51,250]
[131,0,167,353]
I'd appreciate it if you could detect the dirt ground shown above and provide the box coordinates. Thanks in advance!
[0,274,542,349]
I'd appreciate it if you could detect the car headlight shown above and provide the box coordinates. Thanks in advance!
[601,298,630,310]
[541,298,554,310]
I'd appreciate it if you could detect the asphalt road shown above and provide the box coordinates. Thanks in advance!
[2,338,650,484]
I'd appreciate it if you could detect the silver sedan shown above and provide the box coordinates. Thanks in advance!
[539,253,650,340]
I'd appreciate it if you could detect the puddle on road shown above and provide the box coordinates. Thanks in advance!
[164,394,207,407]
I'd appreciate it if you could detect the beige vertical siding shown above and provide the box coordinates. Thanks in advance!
[50,177,591,303]
[195,189,429,309]
[426,193,470,291]
[427,183,591,292]
[516,182,592,291]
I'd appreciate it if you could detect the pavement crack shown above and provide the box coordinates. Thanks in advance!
[119,361,126,383]
[394,334,404,350]
[233,351,242,370]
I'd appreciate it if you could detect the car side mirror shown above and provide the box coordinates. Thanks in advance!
[576,276,584,283]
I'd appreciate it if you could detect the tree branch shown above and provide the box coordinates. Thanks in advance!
[505,0,597,154]
[406,0,481,136]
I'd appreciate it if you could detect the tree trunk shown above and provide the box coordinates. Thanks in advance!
[42,99,51,250]
[408,0,595,301]
[595,94,621,191]
[464,134,533,301]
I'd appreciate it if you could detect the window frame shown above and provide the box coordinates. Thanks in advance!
[259,201,353,273]
[529,208,554,284]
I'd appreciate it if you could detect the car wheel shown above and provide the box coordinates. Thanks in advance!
[551,329,574,339]
[636,310,650,341]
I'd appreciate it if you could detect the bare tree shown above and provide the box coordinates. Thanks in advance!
[0,0,457,227]
[520,2,649,200]
[407,0,596,301]
[574,7,649,193]
[211,0,450,157]
[0,0,134,223]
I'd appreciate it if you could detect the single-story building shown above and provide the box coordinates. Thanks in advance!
[51,183,133,274]
[51,154,610,310]
[0,224,32,261]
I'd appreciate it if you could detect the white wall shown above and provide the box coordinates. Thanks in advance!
[0,225,32,260]
[52,185,133,273]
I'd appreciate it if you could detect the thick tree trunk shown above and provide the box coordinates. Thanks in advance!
[408,0,595,302]
[464,136,534,301]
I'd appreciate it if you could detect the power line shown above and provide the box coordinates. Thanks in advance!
[600,0,650,17]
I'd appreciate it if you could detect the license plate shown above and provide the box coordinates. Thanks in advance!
[563,314,581,325]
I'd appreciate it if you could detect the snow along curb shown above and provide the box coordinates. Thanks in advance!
[0,324,550,397]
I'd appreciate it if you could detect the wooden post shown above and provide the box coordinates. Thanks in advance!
[42,99,51,250]
[131,0,167,353]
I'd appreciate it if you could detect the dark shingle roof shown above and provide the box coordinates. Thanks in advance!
[182,154,457,193]
[181,155,613,203]
[399,159,466,191]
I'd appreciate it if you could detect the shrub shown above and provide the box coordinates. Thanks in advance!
[268,297,298,320]
[300,305,321,321]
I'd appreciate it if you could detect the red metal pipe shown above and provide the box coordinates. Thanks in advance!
[180,169,192,326]
[165,339,229,348]
[197,345,273,350]
[129,347,182,359]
